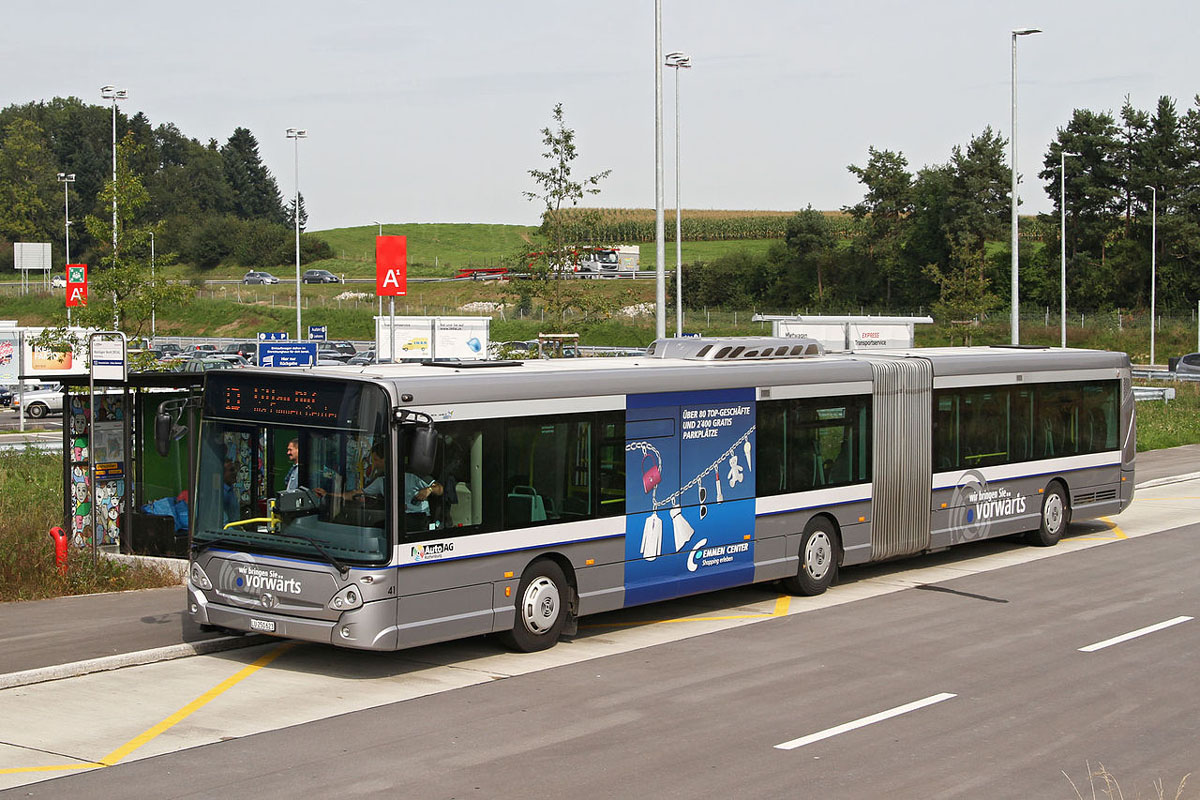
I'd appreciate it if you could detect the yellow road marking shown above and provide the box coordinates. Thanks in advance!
[0,642,292,776]
[582,593,791,629]
[0,763,103,775]
[1069,516,1128,541]
[98,642,293,766]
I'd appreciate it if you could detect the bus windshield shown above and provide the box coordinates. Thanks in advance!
[194,375,392,565]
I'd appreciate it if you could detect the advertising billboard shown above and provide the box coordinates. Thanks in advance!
[375,316,489,362]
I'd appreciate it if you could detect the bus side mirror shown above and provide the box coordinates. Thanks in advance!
[409,424,436,475]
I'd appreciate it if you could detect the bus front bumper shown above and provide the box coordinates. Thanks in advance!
[187,583,398,651]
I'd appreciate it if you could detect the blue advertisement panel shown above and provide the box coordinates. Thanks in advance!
[624,388,756,606]
[257,342,317,368]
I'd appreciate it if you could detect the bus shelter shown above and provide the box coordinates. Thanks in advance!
[28,372,205,558]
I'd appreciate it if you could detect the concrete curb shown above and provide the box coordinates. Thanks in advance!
[0,634,269,691]
[1136,471,1200,489]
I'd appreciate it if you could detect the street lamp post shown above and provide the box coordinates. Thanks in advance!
[1010,28,1041,345]
[653,0,666,340]
[1059,151,1077,348]
[286,128,308,340]
[101,85,127,329]
[665,51,691,337]
[149,231,156,340]
[57,172,74,325]
[1146,185,1157,366]
[372,221,383,317]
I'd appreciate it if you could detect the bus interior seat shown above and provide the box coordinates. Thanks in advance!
[505,486,546,526]
[448,483,474,527]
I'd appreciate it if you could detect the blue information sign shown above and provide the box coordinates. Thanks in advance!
[308,325,327,341]
[257,342,318,368]
[257,331,288,341]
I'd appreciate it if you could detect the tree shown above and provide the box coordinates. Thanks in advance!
[221,127,286,223]
[77,132,189,337]
[1039,109,1123,260]
[0,118,57,244]
[778,207,838,305]
[522,103,612,328]
[846,146,914,305]
[285,192,308,233]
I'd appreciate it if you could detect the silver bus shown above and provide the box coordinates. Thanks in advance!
[179,337,1134,653]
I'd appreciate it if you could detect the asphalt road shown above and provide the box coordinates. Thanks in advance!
[9,471,1198,798]
[21,523,1198,799]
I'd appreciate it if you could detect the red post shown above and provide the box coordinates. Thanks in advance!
[49,527,68,575]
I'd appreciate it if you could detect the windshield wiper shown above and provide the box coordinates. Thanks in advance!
[190,536,246,557]
[276,531,350,577]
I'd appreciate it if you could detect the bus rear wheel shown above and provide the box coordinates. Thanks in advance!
[498,559,568,652]
[1027,483,1070,547]
[783,518,839,596]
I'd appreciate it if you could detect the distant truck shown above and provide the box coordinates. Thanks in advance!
[575,245,640,278]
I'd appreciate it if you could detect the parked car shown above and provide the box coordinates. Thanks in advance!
[211,354,251,367]
[1174,353,1200,376]
[243,270,280,285]
[0,385,12,407]
[347,349,376,365]
[316,345,353,363]
[12,383,64,418]
[50,274,67,289]
[155,342,183,356]
[221,342,258,359]
[185,358,236,373]
[302,269,341,284]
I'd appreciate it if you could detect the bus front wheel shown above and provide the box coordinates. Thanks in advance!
[1027,483,1070,547]
[783,518,839,596]
[499,559,568,652]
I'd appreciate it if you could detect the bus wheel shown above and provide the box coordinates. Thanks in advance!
[783,518,839,596]
[499,560,568,652]
[1027,484,1070,547]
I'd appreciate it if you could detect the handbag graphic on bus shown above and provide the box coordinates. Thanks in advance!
[641,452,662,493]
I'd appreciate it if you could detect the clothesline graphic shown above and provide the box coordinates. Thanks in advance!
[626,425,756,510]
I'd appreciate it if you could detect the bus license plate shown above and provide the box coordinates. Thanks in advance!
[249,619,276,632]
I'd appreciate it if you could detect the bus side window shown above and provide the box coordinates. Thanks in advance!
[598,413,625,517]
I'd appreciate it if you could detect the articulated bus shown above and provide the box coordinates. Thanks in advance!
[180,337,1134,653]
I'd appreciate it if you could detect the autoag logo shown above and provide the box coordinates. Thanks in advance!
[410,541,455,562]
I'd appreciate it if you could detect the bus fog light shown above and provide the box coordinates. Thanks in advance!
[190,603,198,614]
[329,585,364,611]
[340,626,352,638]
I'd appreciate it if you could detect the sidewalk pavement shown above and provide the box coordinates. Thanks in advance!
[1,444,1198,689]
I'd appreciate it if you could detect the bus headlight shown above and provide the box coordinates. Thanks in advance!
[329,585,363,611]
[190,562,213,590]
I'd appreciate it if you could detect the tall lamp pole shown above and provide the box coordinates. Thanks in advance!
[666,51,691,337]
[57,172,75,325]
[653,0,666,340]
[149,231,156,340]
[1059,151,1077,348]
[101,85,127,328]
[1010,28,1041,345]
[1146,184,1157,366]
[286,128,308,340]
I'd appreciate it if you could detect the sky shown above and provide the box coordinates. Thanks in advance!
[3,1,1197,232]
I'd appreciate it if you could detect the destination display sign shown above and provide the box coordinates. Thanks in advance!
[203,373,386,430]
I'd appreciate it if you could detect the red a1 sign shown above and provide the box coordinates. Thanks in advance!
[376,235,407,297]
[66,263,88,307]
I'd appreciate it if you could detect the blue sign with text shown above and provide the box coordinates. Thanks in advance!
[257,342,318,368]
[257,332,288,341]
[308,325,327,341]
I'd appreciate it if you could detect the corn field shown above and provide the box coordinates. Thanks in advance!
[543,208,866,243]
